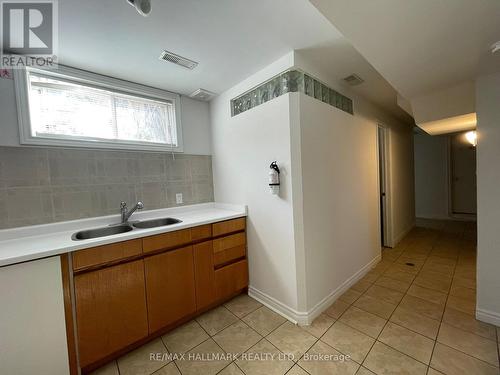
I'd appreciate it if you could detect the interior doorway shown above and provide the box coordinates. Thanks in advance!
[377,126,391,247]
[450,132,477,216]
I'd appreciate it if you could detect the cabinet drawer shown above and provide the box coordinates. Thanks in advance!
[214,259,248,300]
[142,229,191,254]
[72,239,142,271]
[213,245,246,267]
[212,217,246,237]
[191,224,212,241]
[213,232,246,253]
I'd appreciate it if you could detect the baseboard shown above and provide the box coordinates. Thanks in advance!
[392,221,415,247]
[248,254,382,326]
[476,308,500,326]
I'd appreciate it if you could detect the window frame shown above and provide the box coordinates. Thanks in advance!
[13,65,184,152]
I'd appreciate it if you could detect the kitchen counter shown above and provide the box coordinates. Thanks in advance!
[0,203,247,267]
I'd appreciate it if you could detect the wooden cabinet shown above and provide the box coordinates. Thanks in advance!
[74,260,148,368]
[193,241,216,310]
[69,217,248,373]
[144,246,197,333]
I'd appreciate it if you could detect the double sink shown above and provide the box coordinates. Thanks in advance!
[72,217,182,241]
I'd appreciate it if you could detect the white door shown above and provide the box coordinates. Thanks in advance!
[451,133,477,215]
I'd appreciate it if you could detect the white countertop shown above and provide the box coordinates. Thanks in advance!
[0,203,247,267]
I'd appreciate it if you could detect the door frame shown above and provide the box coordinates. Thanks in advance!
[377,125,394,247]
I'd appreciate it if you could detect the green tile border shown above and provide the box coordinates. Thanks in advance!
[231,69,353,117]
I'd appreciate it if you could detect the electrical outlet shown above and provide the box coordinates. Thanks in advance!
[175,193,183,204]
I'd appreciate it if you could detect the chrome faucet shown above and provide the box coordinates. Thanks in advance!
[120,201,144,223]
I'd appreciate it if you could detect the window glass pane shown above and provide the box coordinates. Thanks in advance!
[27,72,176,146]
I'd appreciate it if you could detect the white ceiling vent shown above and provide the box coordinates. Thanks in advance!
[159,50,198,70]
[189,88,216,101]
[343,74,364,86]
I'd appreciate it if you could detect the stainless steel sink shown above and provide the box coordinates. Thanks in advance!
[72,224,133,240]
[132,217,182,229]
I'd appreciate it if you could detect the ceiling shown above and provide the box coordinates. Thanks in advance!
[309,0,500,100]
[59,0,412,123]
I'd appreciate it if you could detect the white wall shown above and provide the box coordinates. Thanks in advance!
[0,257,69,375]
[475,72,500,325]
[0,74,212,155]
[298,93,380,311]
[414,133,450,219]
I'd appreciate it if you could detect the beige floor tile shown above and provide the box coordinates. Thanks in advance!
[375,276,411,293]
[218,363,244,375]
[407,284,448,306]
[321,321,375,363]
[118,338,170,375]
[353,294,397,319]
[427,368,446,375]
[154,362,181,375]
[242,306,286,336]
[437,323,499,366]
[452,276,476,290]
[364,285,404,305]
[382,268,416,283]
[450,285,476,301]
[356,366,376,375]
[196,306,238,335]
[301,313,335,338]
[89,361,119,375]
[286,365,309,375]
[425,256,457,267]
[413,275,451,293]
[390,306,440,339]
[325,299,351,319]
[421,262,455,276]
[236,339,294,375]
[446,295,476,315]
[387,262,420,274]
[339,306,387,338]
[418,270,453,283]
[298,341,359,375]
[399,295,444,321]
[339,288,362,304]
[443,307,497,340]
[267,321,317,360]
[162,320,209,354]
[351,279,373,293]
[175,338,231,375]
[213,321,262,355]
[378,322,434,364]
[364,342,428,375]
[372,260,394,273]
[224,294,262,318]
[430,343,499,375]
[361,270,383,283]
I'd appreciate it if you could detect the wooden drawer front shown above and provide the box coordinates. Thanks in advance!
[213,245,246,267]
[214,259,248,301]
[213,232,246,254]
[144,246,197,333]
[193,241,216,310]
[75,260,149,368]
[142,229,191,254]
[212,217,246,237]
[72,239,142,271]
[191,224,212,241]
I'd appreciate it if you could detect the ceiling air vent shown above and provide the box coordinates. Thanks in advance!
[189,89,216,101]
[159,50,198,70]
[343,74,364,86]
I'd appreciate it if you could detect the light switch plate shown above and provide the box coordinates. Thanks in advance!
[175,193,183,204]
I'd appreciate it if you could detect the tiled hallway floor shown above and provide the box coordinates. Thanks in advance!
[92,220,500,375]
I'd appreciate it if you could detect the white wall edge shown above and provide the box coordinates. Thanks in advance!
[249,254,382,326]
[392,221,415,247]
[476,308,500,326]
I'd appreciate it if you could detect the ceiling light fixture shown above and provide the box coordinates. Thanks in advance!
[465,130,477,147]
[127,0,151,17]
[491,41,500,54]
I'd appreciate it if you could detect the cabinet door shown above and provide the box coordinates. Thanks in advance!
[215,259,249,301]
[74,260,148,368]
[193,241,216,310]
[144,246,197,333]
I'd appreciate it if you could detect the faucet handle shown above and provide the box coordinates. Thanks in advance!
[137,201,144,209]
[120,201,127,209]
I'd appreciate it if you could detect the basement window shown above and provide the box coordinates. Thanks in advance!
[14,66,183,152]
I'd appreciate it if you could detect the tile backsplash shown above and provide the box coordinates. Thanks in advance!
[0,146,214,229]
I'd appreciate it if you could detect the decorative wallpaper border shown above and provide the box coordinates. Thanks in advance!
[231,69,353,116]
